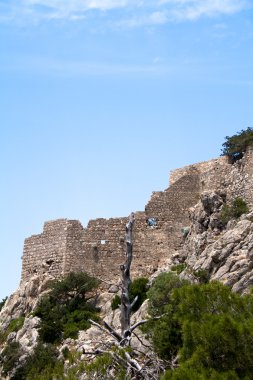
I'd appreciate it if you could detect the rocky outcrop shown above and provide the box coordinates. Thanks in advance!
[181,191,253,293]
[0,274,53,329]
[59,293,150,363]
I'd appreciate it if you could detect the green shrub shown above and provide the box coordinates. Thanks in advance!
[84,349,129,379]
[146,278,253,377]
[34,272,100,344]
[111,294,121,310]
[8,317,25,333]
[220,198,249,224]
[193,269,210,284]
[221,127,253,162]
[0,316,25,344]
[11,343,64,380]
[111,277,149,312]
[171,263,187,275]
[231,197,249,218]
[129,277,149,312]
[85,353,113,379]
[147,272,189,316]
[0,342,21,376]
[49,271,100,302]
[220,204,232,225]
[0,296,7,311]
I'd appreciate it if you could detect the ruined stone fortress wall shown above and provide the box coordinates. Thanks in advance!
[21,149,253,286]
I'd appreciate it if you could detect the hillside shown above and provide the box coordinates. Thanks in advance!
[1,141,253,379]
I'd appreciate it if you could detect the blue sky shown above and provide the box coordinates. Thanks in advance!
[0,0,253,299]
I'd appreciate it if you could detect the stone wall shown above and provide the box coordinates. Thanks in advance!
[170,156,229,188]
[20,151,253,286]
[22,219,70,281]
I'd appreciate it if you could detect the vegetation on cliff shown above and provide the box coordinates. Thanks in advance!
[145,273,253,379]
[34,272,100,343]
[0,297,7,312]
[2,271,253,379]
[111,277,149,312]
[220,197,249,225]
[221,127,253,161]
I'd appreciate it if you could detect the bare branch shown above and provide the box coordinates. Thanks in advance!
[89,319,119,342]
[130,295,138,310]
[103,320,122,342]
[124,351,142,372]
[130,319,148,333]
[132,331,153,350]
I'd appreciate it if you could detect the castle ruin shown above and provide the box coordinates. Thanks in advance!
[21,148,253,286]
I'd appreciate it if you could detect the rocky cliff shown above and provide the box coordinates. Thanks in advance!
[1,147,253,378]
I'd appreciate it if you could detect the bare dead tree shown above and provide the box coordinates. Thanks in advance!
[87,213,166,379]
[120,211,135,345]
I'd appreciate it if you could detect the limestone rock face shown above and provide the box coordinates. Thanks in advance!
[15,316,40,354]
[0,274,53,328]
[181,191,253,293]
[63,293,150,359]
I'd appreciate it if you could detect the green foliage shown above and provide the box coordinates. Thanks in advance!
[0,316,25,344]
[85,353,114,379]
[171,263,187,275]
[0,296,7,311]
[49,271,100,302]
[34,272,100,343]
[146,276,253,378]
[193,269,210,284]
[221,127,253,161]
[0,342,21,376]
[111,277,149,312]
[231,197,249,218]
[220,204,232,225]
[11,343,64,380]
[111,294,121,310]
[147,272,189,316]
[130,277,149,312]
[84,349,130,379]
[142,272,188,360]
[220,198,249,224]
[7,317,25,334]
[162,366,241,380]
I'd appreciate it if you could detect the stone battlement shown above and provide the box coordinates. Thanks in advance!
[21,151,253,286]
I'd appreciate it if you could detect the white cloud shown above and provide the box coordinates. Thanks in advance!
[170,0,249,21]
[25,0,128,10]
[2,55,171,76]
[118,10,169,28]
[1,0,250,25]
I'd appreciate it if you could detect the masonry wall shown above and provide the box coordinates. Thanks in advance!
[20,151,253,286]
[170,156,230,190]
[22,219,69,281]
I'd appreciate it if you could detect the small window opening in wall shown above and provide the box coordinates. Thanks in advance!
[46,259,54,266]
[101,239,108,245]
[146,217,157,228]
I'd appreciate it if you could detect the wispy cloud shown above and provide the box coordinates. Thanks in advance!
[0,55,173,76]
[0,0,250,25]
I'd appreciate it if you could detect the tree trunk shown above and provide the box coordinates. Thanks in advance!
[120,212,135,344]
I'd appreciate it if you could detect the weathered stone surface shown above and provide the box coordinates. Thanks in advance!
[0,274,53,328]
[108,284,119,293]
[16,316,40,354]
[17,147,253,295]
[1,147,253,379]
[181,191,253,293]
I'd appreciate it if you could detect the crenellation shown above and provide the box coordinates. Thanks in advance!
[20,151,253,287]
